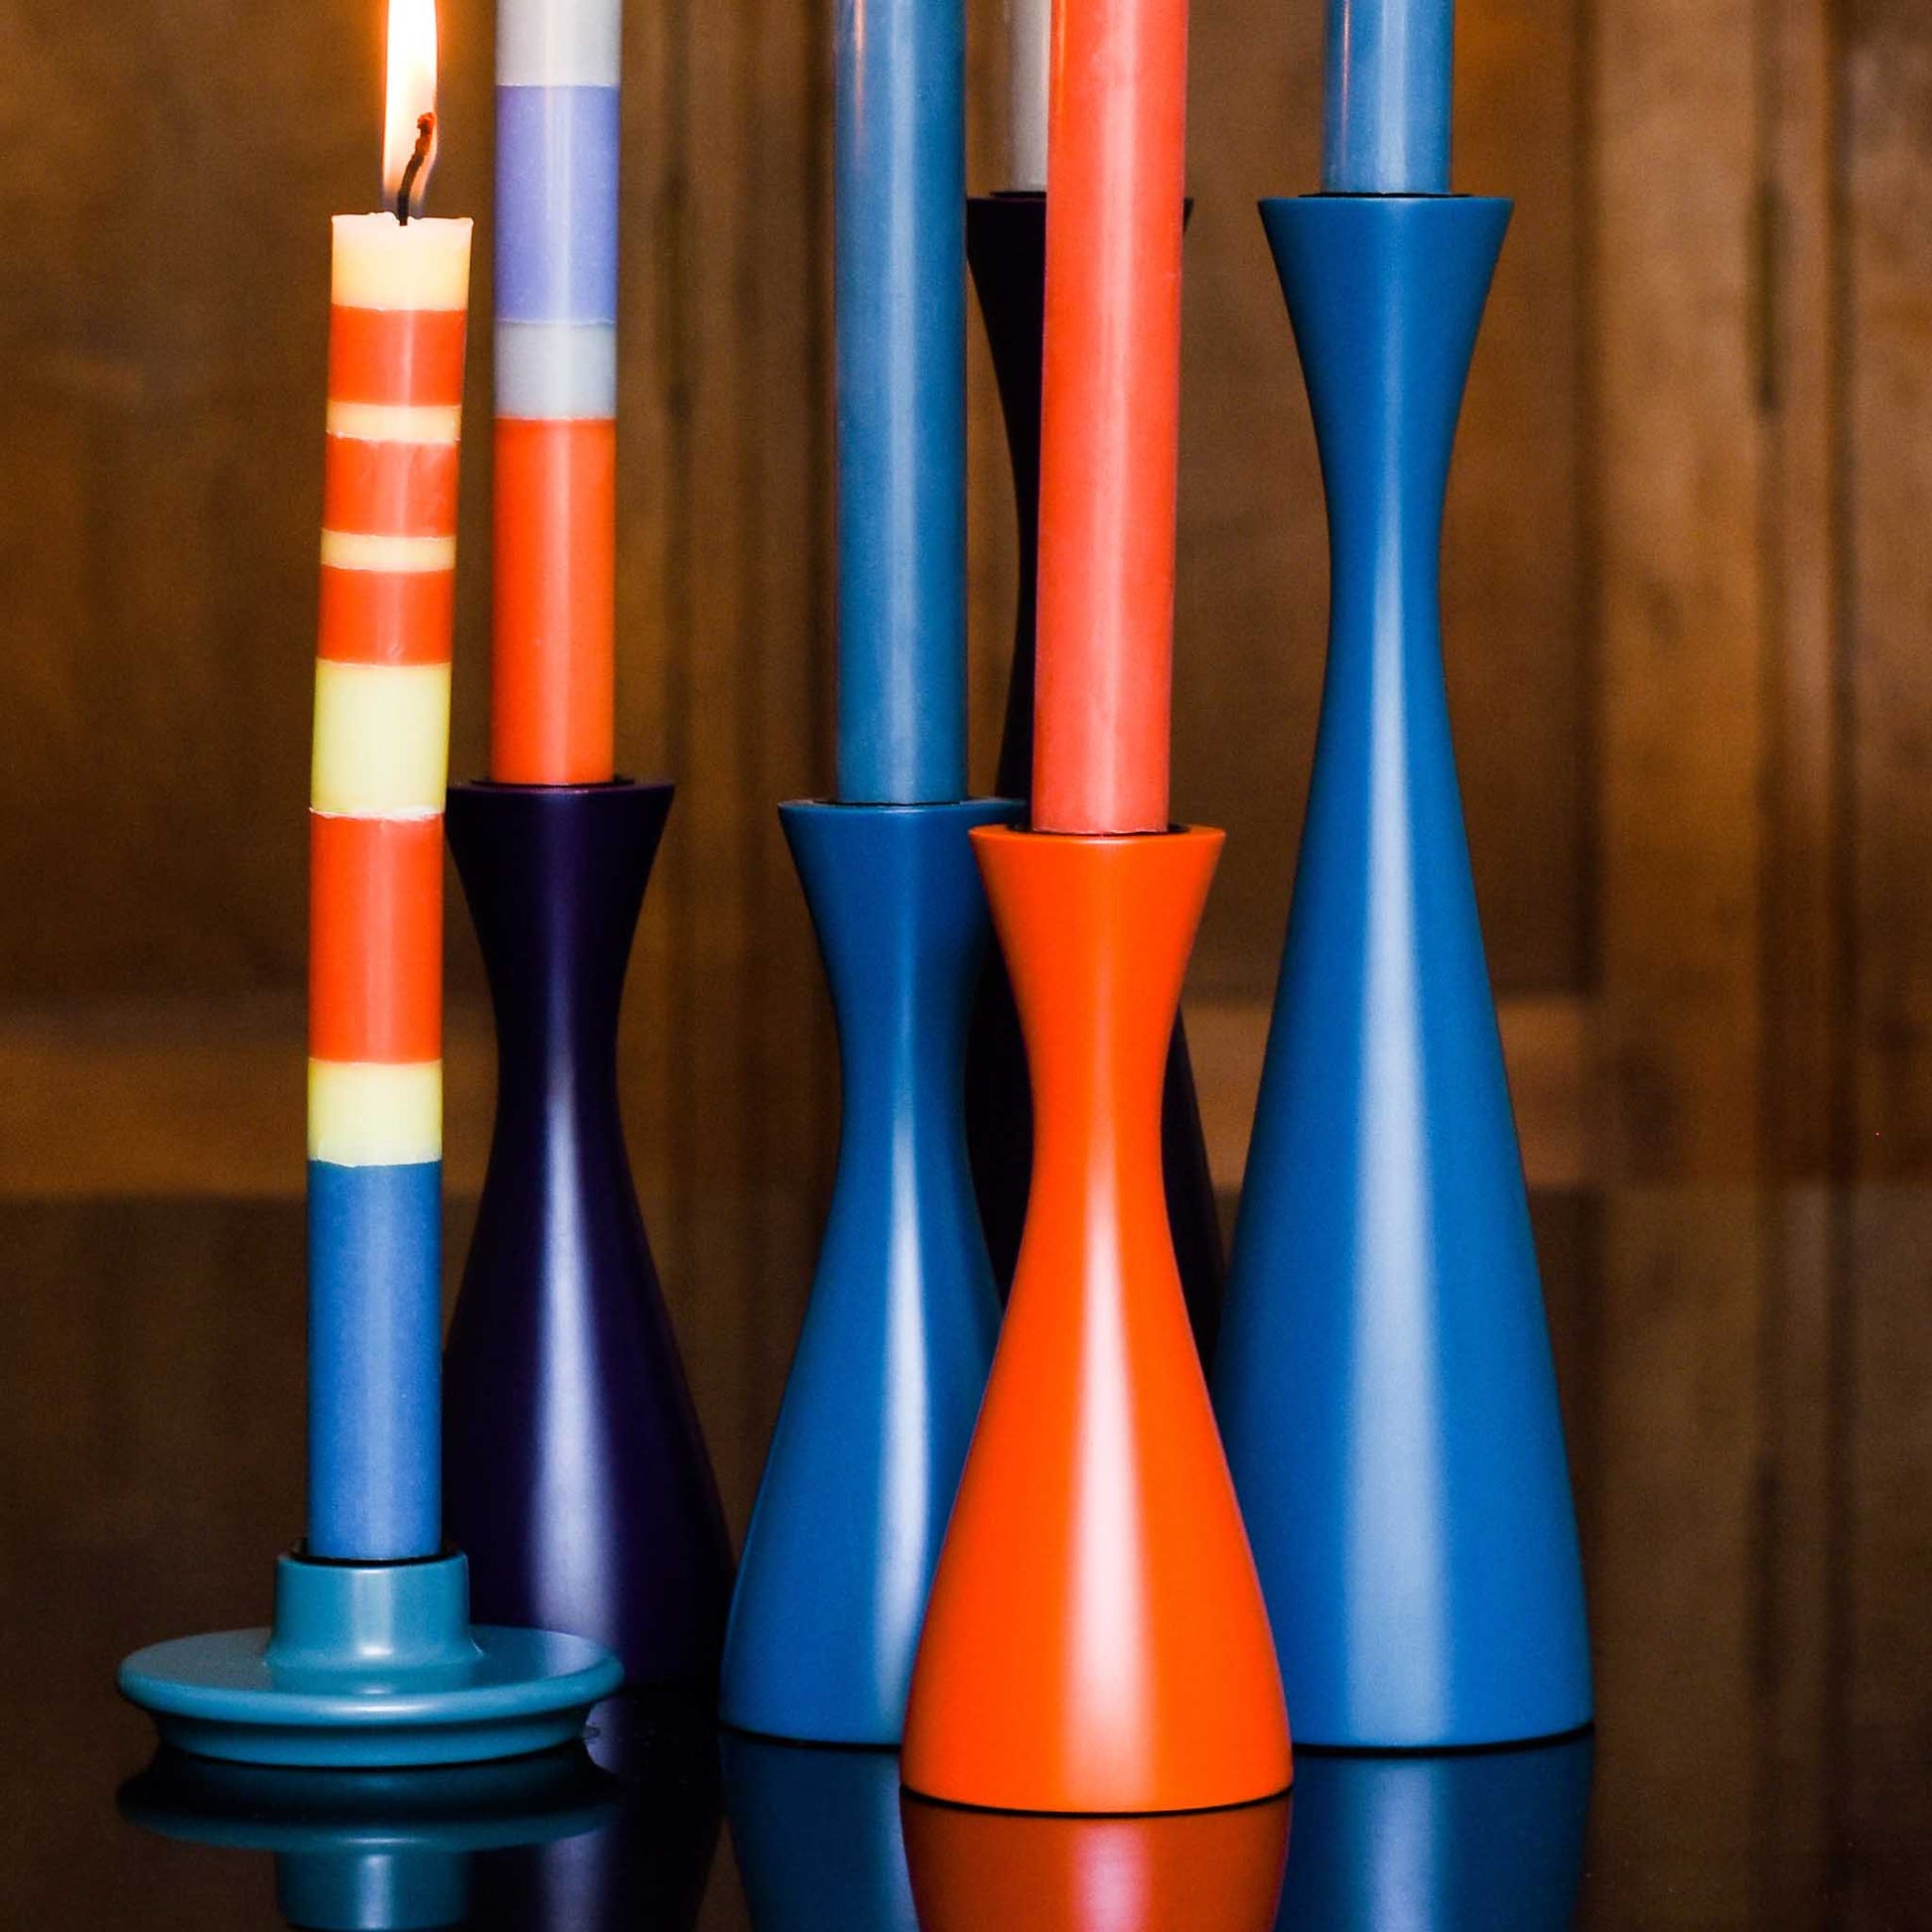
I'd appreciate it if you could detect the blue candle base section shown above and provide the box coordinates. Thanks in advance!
[307,1160,442,1563]
[720,799,1015,1746]
[443,779,734,1693]
[119,1745,617,1932]
[832,0,968,805]
[1320,0,1452,195]
[1213,196,1592,1749]
[117,1553,622,1770]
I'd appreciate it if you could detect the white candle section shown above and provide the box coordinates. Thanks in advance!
[497,0,622,85]
[332,212,474,311]
[495,320,620,418]
[1009,0,1049,191]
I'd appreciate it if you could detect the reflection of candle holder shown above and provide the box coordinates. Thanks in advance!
[463,1692,724,1930]
[1213,197,1592,1748]
[723,1733,915,1928]
[118,1744,617,1931]
[963,193,1224,1360]
[119,1547,621,1767]
[1275,1735,1593,1927]
[902,1786,1291,1931]
[442,778,735,1694]
[902,827,1291,1815]
[722,799,1015,1744]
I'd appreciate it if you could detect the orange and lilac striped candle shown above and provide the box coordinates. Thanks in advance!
[309,206,471,1561]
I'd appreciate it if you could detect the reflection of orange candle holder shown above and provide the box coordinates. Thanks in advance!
[902,1784,1290,1929]
[901,826,1292,1816]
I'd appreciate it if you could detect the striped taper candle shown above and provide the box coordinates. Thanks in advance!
[492,0,620,784]
[310,210,472,1561]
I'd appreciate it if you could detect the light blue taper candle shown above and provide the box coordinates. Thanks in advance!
[834,0,968,804]
[1322,0,1452,194]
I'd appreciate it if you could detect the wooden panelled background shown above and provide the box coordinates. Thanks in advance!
[0,0,1929,1923]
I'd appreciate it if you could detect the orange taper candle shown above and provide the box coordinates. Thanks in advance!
[1030,0,1188,835]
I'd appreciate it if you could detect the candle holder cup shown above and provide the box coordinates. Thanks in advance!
[1212,195,1592,1749]
[901,826,1291,1816]
[442,777,734,1696]
[721,798,1015,1745]
[963,193,1225,1360]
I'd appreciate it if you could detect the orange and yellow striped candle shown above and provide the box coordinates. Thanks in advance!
[308,207,471,1561]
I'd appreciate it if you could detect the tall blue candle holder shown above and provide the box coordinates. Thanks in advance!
[1213,196,1591,1748]
[720,799,1015,1744]
[962,191,1225,1358]
[442,779,735,1694]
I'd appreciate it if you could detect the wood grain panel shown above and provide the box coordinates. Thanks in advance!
[1841,6,1932,1921]
[1752,0,1843,1916]
[1445,0,1590,995]
[1587,0,1768,1919]
[1584,1193,1765,1928]
[1593,0,1765,1183]
[1845,1,1932,1179]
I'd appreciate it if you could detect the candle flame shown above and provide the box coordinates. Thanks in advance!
[382,0,439,213]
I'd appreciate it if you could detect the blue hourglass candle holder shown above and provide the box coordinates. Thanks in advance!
[442,779,735,1694]
[720,799,1016,1744]
[1213,196,1592,1748]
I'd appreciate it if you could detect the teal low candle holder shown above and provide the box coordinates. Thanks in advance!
[119,1551,621,1769]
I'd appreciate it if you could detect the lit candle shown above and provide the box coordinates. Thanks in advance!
[1031,0,1186,834]
[1322,0,1451,193]
[492,0,620,784]
[309,0,471,1560]
[835,0,967,804]
[1009,0,1049,192]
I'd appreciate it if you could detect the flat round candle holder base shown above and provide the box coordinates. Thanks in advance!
[118,1552,621,1770]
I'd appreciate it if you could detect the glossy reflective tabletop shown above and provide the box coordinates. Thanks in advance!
[2,1190,1927,1928]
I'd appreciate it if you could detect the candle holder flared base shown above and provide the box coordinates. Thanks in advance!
[442,778,734,1694]
[117,1551,621,1769]
[722,799,1016,1746]
[902,827,1290,1817]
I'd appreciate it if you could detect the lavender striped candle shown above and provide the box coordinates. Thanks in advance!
[493,0,621,783]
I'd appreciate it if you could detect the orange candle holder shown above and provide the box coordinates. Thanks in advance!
[901,826,1292,1816]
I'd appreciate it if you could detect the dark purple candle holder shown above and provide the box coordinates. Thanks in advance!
[442,778,734,1694]
[963,190,1225,1359]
